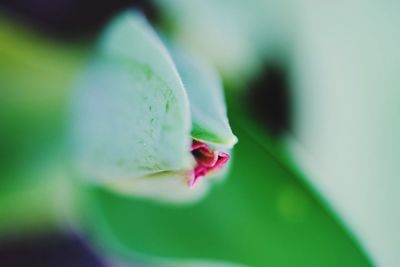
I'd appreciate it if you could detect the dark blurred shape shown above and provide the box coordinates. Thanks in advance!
[0,233,108,267]
[0,0,159,39]
[247,63,291,136]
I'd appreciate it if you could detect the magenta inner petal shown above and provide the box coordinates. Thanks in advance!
[189,140,230,187]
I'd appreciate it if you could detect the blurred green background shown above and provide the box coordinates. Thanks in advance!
[2,0,398,266]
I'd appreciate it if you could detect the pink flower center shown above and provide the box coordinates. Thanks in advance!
[189,140,230,187]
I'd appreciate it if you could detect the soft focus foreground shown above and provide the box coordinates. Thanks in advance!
[1,1,399,267]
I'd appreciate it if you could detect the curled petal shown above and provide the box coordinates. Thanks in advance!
[189,140,230,187]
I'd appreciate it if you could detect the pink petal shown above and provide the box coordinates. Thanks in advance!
[188,140,230,187]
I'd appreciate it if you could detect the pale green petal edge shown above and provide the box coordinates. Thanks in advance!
[168,44,238,148]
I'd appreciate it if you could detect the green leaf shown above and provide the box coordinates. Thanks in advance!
[82,105,373,266]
